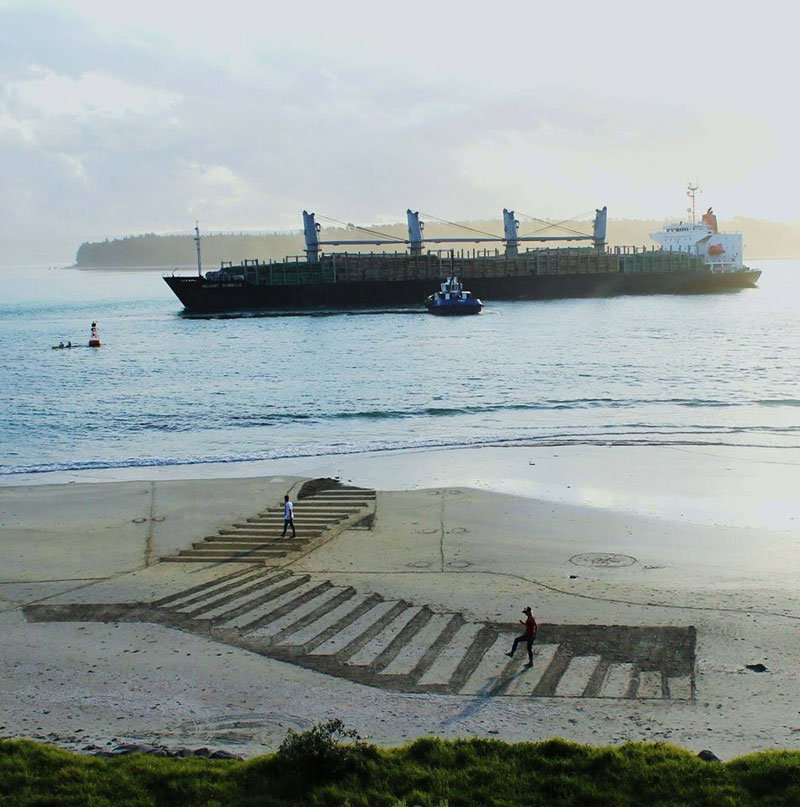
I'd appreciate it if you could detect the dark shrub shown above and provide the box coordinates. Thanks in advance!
[276,719,374,780]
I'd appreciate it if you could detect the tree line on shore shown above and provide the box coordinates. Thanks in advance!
[74,217,800,268]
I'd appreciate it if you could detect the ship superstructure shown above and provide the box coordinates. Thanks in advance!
[649,184,744,270]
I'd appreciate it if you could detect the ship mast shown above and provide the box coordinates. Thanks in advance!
[686,183,700,224]
[307,208,605,252]
[194,221,202,277]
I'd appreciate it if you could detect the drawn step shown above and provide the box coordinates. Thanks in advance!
[246,586,355,640]
[459,633,516,695]
[215,580,331,630]
[417,622,484,687]
[310,600,404,658]
[379,613,455,677]
[503,644,559,696]
[554,655,602,697]
[276,593,375,650]
[599,663,635,698]
[152,567,265,609]
[197,541,311,552]
[163,553,283,563]
[177,549,287,560]
[312,498,376,502]
[667,676,692,700]
[346,606,425,668]
[186,574,310,622]
[637,670,664,699]
[171,570,289,615]
[242,516,332,534]
[194,547,307,557]
[220,526,322,534]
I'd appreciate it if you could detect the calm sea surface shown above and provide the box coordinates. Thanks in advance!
[0,261,797,477]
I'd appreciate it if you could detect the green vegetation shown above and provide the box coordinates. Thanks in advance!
[3,722,800,806]
[74,232,305,269]
[73,217,800,268]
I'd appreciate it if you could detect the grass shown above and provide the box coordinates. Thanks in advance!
[2,729,800,806]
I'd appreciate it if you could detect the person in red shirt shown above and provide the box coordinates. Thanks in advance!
[505,606,537,667]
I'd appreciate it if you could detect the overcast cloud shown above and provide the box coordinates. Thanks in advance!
[0,0,796,261]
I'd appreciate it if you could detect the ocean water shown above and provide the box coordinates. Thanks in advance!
[1,260,798,478]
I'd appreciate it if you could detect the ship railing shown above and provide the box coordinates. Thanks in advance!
[618,250,707,274]
[706,262,745,274]
[223,244,711,286]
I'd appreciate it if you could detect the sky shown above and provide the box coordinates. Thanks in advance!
[0,0,797,260]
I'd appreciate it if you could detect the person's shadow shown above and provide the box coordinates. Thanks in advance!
[441,663,527,727]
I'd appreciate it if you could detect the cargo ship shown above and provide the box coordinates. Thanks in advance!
[164,191,761,312]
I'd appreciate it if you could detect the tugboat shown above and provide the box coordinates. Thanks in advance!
[425,277,483,316]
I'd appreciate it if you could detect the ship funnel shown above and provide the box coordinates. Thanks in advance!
[303,210,320,263]
[593,206,608,249]
[503,209,520,257]
[407,209,424,256]
[701,207,718,233]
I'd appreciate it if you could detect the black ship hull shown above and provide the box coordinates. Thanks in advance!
[165,268,762,313]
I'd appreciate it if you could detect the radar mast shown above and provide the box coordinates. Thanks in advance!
[686,183,700,224]
[194,221,202,277]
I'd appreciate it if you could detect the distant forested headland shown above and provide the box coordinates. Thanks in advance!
[74,217,800,268]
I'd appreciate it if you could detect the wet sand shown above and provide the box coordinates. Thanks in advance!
[2,445,800,758]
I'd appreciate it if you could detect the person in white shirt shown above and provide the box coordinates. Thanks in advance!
[282,494,296,538]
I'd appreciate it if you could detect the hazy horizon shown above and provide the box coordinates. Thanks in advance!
[7,213,800,268]
[1,1,797,263]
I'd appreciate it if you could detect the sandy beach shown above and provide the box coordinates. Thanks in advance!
[2,444,800,759]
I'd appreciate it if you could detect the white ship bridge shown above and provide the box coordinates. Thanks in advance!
[650,188,744,271]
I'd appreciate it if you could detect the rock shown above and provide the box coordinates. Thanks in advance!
[298,477,346,498]
[745,663,768,673]
[111,743,160,755]
[91,742,238,759]
[698,750,721,763]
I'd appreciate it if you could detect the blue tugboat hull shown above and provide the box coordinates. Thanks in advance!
[425,300,483,315]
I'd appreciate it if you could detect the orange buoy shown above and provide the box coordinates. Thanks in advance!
[89,321,101,347]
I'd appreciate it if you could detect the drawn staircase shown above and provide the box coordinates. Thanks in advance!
[139,567,694,700]
[163,486,376,563]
